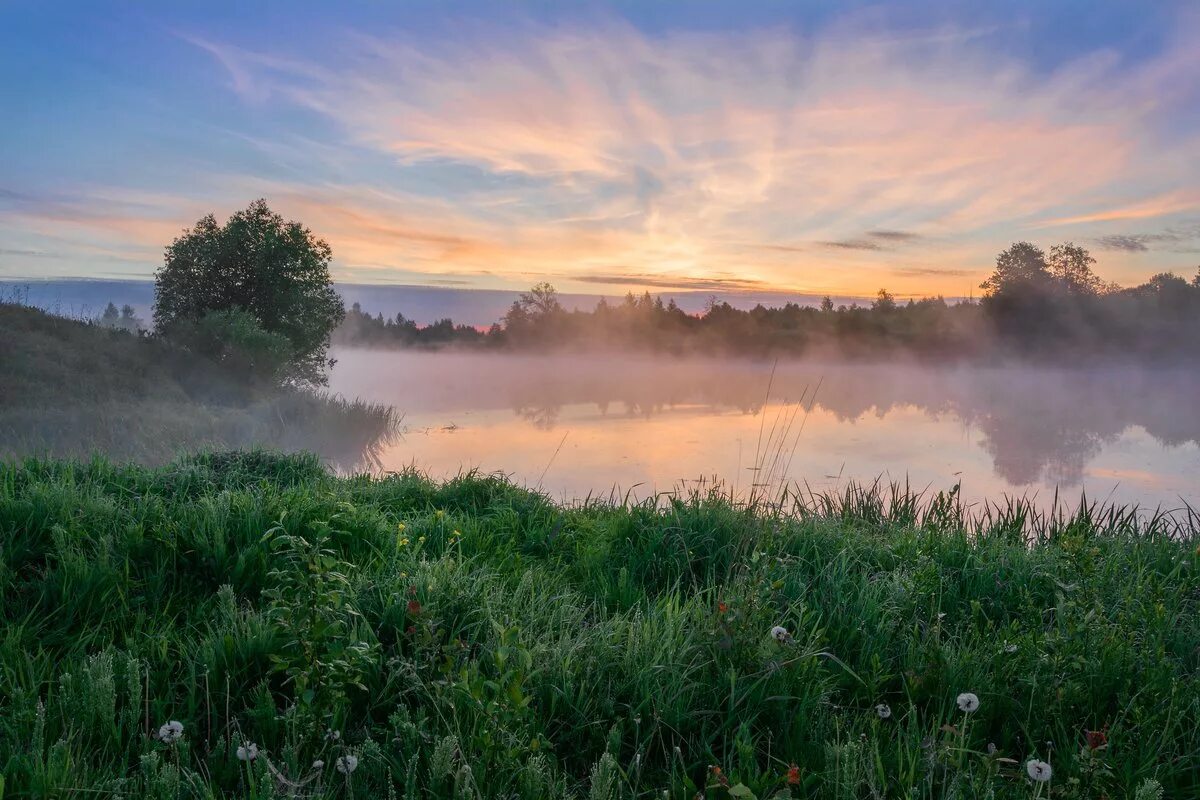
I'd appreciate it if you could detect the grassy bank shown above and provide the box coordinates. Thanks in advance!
[1,452,1196,798]
[0,303,398,469]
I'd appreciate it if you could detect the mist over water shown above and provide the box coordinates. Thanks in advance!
[327,348,1200,510]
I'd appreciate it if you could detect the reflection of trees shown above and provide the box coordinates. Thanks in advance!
[493,361,1200,487]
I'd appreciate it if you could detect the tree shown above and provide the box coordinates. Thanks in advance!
[872,289,896,312]
[153,200,344,385]
[820,296,834,313]
[980,242,1050,296]
[1048,242,1103,295]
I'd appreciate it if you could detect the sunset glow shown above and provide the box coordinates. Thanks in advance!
[3,1,1199,296]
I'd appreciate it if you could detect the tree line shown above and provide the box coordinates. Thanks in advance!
[337,242,1200,361]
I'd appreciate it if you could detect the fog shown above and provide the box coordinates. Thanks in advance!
[327,347,1200,510]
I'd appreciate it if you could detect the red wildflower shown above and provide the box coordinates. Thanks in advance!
[786,763,801,785]
[709,765,729,788]
[718,601,728,613]
[407,599,422,615]
[405,625,416,635]
[1085,729,1108,750]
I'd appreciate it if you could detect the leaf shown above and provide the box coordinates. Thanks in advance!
[728,784,757,799]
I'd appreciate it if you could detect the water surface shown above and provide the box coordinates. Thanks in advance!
[329,348,1200,510]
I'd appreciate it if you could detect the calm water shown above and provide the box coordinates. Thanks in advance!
[329,348,1200,511]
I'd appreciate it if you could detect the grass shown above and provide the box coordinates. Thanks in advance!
[0,451,1196,798]
[0,302,399,469]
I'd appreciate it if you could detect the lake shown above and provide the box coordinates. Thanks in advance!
[328,348,1200,512]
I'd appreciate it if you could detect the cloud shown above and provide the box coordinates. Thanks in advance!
[11,11,1200,292]
[1093,221,1200,252]
[893,267,973,277]
[821,239,885,251]
[1038,191,1200,227]
[573,273,769,291]
[867,230,921,242]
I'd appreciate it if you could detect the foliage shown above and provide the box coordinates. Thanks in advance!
[170,308,295,385]
[335,244,1200,362]
[0,302,397,470]
[153,199,345,385]
[1,452,1197,797]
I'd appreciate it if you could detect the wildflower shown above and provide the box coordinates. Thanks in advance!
[875,703,892,719]
[986,742,997,755]
[398,537,410,547]
[708,765,729,788]
[717,601,728,614]
[418,536,426,544]
[325,728,341,741]
[312,759,325,769]
[956,692,980,713]
[157,720,184,743]
[786,763,801,785]
[336,754,359,774]
[770,625,792,644]
[397,522,406,532]
[1085,729,1107,750]
[237,742,259,762]
[1003,643,1018,654]
[434,510,445,520]
[407,598,422,615]
[1026,759,1052,782]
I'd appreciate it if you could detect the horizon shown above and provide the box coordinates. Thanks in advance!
[3,1,1200,297]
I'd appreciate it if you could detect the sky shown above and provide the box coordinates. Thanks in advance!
[2,0,1199,298]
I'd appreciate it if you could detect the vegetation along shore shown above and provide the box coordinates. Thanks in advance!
[0,451,1196,797]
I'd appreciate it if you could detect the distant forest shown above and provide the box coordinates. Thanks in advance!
[334,242,1200,361]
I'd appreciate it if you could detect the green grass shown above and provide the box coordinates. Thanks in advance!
[0,303,398,469]
[0,452,1196,798]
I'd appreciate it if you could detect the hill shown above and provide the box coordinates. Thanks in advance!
[0,302,396,468]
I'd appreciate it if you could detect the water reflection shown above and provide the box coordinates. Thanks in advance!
[329,349,1200,505]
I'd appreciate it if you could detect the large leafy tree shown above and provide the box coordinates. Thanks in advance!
[153,200,345,385]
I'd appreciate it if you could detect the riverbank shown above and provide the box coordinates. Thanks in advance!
[1,451,1196,797]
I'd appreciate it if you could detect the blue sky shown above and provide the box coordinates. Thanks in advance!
[2,0,1198,296]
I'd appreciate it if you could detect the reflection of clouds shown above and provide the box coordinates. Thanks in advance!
[504,363,1196,487]
[329,350,1200,491]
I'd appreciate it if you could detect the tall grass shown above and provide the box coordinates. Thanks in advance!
[0,451,1196,798]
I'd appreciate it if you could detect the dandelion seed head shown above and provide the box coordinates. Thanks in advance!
[875,703,892,719]
[312,759,325,769]
[236,742,258,761]
[1026,759,1052,782]
[770,625,792,643]
[336,754,359,774]
[956,692,980,713]
[157,720,184,743]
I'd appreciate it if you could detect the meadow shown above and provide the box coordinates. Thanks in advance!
[1,451,1195,798]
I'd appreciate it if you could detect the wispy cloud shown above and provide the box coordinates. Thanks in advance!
[6,11,1200,292]
[573,273,769,291]
[1093,221,1200,252]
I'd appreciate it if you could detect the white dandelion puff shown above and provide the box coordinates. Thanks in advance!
[770,625,792,643]
[312,759,325,769]
[336,754,359,774]
[875,703,892,719]
[325,728,341,741]
[956,692,980,713]
[157,720,184,743]
[236,742,259,761]
[1026,759,1052,782]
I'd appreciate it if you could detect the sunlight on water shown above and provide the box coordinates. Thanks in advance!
[328,348,1200,510]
